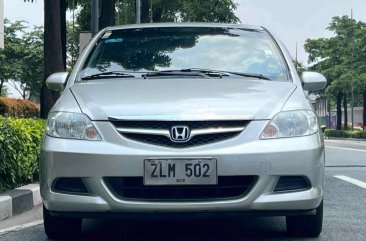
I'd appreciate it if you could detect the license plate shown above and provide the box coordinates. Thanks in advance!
[144,159,217,186]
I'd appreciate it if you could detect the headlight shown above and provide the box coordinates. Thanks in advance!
[260,110,318,139]
[46,112,101,140]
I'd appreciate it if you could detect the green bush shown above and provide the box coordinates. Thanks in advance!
[324,129,366,139]
[0,116,45,192]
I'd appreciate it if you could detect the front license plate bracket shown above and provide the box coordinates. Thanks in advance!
[144,158,217,186]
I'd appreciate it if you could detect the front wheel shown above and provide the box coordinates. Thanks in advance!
[43,205,82,240]
[286,200,323,237]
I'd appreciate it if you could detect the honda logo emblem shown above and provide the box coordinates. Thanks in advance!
[170,126,191,142]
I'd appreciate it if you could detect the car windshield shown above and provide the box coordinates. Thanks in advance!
[80,26,290,81]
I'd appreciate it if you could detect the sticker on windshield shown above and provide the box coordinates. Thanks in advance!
[104,38,124,43]
[102,31,112,39]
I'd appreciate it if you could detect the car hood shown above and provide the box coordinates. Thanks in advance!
[70,78,296,121]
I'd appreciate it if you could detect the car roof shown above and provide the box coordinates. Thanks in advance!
[106,22,264,32]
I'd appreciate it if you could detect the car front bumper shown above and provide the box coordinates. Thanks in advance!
[40,121,324,216]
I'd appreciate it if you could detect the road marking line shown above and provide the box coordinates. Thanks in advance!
[334,175,366,189]
[0,219,43,235]
[326,146,366,153]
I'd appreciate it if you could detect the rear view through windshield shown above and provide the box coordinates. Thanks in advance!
[82,27,290,81]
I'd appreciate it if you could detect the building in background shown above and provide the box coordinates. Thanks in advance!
[0,0,4,49]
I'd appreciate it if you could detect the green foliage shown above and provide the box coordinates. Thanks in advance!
[0,20,27,96]
[324,129,366,139]
[305,16,363,91]
[74,0,240,32]
[293,59,307,76]
[305,16,366,129]
[0,20,44,100]
[0,116,45,192]
[68,0,240,69]
[17,26,44,100]
[0,86,8,97]
[178,0,239,23]
[67,22,79,69]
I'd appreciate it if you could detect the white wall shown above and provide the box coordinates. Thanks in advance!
[342,107,364,126]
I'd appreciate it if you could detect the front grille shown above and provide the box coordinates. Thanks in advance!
[112,120,248,130]
[104,176,258,201]
[112,120,249,148]
[123,132,238,148]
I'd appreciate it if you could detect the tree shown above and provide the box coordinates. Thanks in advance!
[0,19,44,100]
[14,26,44,100]
[100,0,116,29]
[325,80,342,130]
[41,0,64,118]
[75,0,240,30]
[0,85,8,97]
[66,22,79,69]
[177,0,240,23]
[72,0,116,31]
[354,73,366,130]
[305,16,366,130]
[0,49,10,96]
[293,60,306,76]
[0,20,27,97]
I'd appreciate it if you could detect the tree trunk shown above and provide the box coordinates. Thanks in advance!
[41,0,64,119]
[336,93,342,130]
[0,79,4,96]
[152,5,163,22]
[343,95,348,130]
[60,0,67,70]
[140,0,150,23]
[99,0,116,29]
[363,91,366,131]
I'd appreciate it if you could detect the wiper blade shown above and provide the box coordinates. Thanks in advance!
[81,71,135,80]
[226,71,271,80]
[142,70,210,78]
[186,68,271,80]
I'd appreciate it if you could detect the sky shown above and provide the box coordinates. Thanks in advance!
[3,0,366,96]
[234,0,366,64]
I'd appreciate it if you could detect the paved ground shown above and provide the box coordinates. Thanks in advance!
[0,139,365,241]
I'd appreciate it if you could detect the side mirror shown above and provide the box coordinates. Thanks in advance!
[301,72,327,92]
[46,72,69,91]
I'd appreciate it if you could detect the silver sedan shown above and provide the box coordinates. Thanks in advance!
[40,23,326,239]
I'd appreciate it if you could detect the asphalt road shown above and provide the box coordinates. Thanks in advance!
[0,139,365,241]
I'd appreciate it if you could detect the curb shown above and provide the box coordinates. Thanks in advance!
[0,184,41,221]
[325,137,366,142]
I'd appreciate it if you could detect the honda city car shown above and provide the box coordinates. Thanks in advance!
[40,23,326,239]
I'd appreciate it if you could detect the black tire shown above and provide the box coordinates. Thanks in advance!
[43,205,82,240]
[286,200,323,237]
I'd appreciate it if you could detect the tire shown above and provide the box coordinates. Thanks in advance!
[286,200,323,237]
[43,205,82,240]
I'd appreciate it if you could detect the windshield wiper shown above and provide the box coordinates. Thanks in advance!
[184,68,272,80]
[226,71,271,80]
[143,68,271,80]
[142,70,210,78]
[81,71,135,80]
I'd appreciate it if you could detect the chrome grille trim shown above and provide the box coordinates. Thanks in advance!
[116,127,245,138]
[111,120,249,148]
[109,115,255,121]
[116,128,170,137]
[191,127,245,136]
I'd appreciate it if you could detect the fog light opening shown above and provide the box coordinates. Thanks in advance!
[52,178,89,195]
[274,176,311,193]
